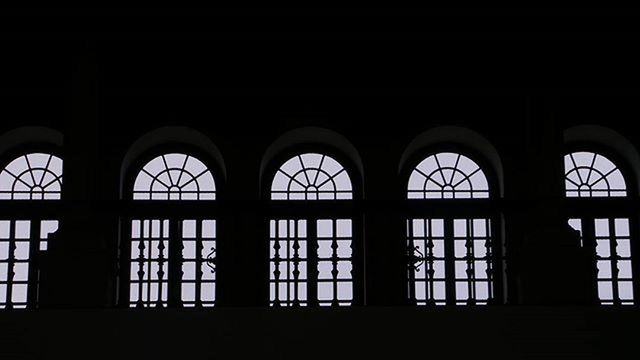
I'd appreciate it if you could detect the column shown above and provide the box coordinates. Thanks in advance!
[516,96,597,304]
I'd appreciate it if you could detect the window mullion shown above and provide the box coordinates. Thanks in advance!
[168,218,182,307]
[5,220,15,309]
[26,219,41,308]
[292,220,299,306]
[406,219,416,304]
[489,214,502,304]
[465,218,475,305]
[608,218,620,305]
[331,218,339,307]
[119,218,132,307]
[135,221,146,308]
[308,219,318,306]
[195,218,203,307]
[272,220,281,307]
[582,217,598,303]
[444,217,455,305]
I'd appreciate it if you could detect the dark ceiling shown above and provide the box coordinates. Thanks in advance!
[1,6,640,93]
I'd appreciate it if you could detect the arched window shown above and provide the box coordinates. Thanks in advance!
[122,153,217,308]
[406,152,500,306]
[0,153,61,309]
[564,151,627,198]
[271,153,352,200]
[269,153,355,307]
[565,151,634,305]
[0,153,62,200]
[407,152,489,199]
[133,154,216,200]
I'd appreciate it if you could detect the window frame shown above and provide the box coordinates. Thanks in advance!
[263,145,364,307]
[0,143,63,310]
[118,144,223,308]
[402,144,505,306]
[564,143,640,305]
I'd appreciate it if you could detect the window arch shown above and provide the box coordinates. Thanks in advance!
[271,153,352,200]
[565,150,635,305]
[406,151,501,306]
[0,152,61,309]
[0,153,63,200]
[407,152,489,199]
[268,152,356,307]
[133,153,216,200]
[122,152,218,308]
[564,151,627,197]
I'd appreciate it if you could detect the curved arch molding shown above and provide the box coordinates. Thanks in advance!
[565,125,640,195]
[121,126,226,198]
[260,127,364,198]
[400,126,504,198]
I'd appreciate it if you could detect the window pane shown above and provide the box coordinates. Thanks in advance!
[407,152,489,199]
[271,153,353,201]
[564,152,627,198]
[133,153,216,201]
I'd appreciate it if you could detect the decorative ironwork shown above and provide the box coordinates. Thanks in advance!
[127,154,218,307]
[407,153,496,306]
[407,246,425,271]
[129,219,170,308]
[269,219,354,307]
[205,248,216,272]
[269,153,355,307]
[407,219,447,305]
[178,219,216,307]
[452,219,494,305]
[270,219,308,307]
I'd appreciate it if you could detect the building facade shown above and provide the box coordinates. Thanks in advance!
[1,7,640,359]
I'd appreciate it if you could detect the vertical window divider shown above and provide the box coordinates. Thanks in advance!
[425,219,435,306]
[582,217,598,301]
[135,220,146,308]
[331,218,339,307]
[168,218,181,307]
[195,218,203,307]
[308,219,318,307]
[5,220,15,309]
[466,218,475,305]
[285,221,291,305]
[120,217,132,308]
[272,220,281,307]
[444,218,455,305]
[26,219,40,308]
[608,218,620,305]
[407,219,416,304]
[488,214,500,304]
[292,220,300,307]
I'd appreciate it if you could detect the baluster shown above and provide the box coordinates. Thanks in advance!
[272,220,281,307]
[331,219,339,307]
[156,221,166,308]
[136,221,146,308]
[292,220,300,307]
[5,221,15,309]
[466,219,475,305]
